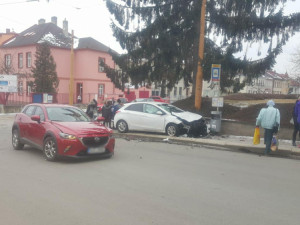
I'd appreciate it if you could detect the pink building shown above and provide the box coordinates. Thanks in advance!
[0,17,150,105]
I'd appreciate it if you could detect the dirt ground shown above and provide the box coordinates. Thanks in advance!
[173,93,297,128]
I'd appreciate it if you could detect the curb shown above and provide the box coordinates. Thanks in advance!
[113,132,300,157]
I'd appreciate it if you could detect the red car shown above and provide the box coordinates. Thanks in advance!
[150,96,170,103]
[12,104,115,161]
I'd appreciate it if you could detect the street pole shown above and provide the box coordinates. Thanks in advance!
[195,0,207,110]
[69,30,74,105]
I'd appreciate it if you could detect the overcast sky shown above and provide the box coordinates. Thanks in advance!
[0,0,299,76]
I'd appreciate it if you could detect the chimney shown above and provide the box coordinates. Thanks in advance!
[38,18,46,25]
[51,16,57,25]
[6,28,10,33]
[63,18,68,35]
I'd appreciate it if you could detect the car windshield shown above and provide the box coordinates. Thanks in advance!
[158,104,184,113]
[46,107,90,122]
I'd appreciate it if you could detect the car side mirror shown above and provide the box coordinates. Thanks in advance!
[31,115,41,123]
[156,111,163,115]
[96,116,105,122]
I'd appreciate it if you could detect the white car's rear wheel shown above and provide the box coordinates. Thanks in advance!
[117,120,128,133]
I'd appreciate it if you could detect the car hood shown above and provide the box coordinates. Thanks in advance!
[172,111,202,122]
[51,121,111,136]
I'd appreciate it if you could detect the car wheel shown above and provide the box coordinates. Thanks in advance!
[117,120,128,133]
[166,123,179,137]
[43,136,58,161]
[12,129,24,150]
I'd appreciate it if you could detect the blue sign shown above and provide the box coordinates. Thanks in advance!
[211,64,221,81]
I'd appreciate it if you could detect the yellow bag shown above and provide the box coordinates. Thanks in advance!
[253,127,260,145]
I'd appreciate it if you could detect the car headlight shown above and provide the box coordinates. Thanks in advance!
[59,132,77,140]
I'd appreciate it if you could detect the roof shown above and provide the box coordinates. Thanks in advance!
[0,22,119,55]
[1,23,72,49]
[76,37,118,54]
[265,70,289,80]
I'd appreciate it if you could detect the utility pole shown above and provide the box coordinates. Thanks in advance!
[69,30,74,105]
[195,0,207,110]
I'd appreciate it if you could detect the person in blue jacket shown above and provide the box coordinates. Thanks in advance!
[256,100,280,155]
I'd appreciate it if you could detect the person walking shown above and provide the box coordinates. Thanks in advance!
[86,99,97,119]
[111,99,124,128]
[292,96,300,146]
[101,100,113,128]
[256,100,280,155]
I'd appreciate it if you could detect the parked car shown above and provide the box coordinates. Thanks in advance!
[118,97,129,104]
[12,104,115,161]
[149,96,168,102]
[114,102,207,137]
[131,98,154,102]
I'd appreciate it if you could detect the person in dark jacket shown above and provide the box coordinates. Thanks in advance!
[111,99,124,128]
[292,96,300,146]
[86,99,97,119]
[101,100,113,128]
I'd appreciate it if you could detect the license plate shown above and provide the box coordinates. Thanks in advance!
[87,147,105,154]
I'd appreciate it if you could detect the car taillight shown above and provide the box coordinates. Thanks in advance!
[115,110,120,114]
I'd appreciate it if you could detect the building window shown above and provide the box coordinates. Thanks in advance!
[179,87,182,96]
[18,81,23,96]
[174,87,177,96]
[26,52,31,68]
[98,57,105,72]
[26,82,32,96]
[4,54,11,67]
[98,84,104,97]
[18,53,23,68]
[152,90,159,96]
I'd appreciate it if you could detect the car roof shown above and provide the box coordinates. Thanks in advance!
[125,101,168,106]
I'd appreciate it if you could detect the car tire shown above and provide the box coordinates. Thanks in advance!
[116,120,128,133]
[166,123,179,137]
[12,129,24,150]
[43,136,58,161]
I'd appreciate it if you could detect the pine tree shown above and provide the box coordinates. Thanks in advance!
[105,0,300,92]
[31,43,59,93]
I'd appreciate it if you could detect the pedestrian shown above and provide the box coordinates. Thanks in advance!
[111,99,124,128]
[101,100,113,128]
[256,100,280,155]
[77,95,82,103]
[292,96,300,146]
[86,99,97,119]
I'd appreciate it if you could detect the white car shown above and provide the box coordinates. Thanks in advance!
[114,102,207,137]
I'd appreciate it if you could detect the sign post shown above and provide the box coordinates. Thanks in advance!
[210,65,222,133]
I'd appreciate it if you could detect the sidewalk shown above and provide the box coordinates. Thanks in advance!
[113,131,300,157]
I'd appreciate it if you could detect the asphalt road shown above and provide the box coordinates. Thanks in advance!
[1,115,300,225]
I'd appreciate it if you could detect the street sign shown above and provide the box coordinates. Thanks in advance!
[211,64,221,81]
[212,97,224,107]
[0,75,17,92]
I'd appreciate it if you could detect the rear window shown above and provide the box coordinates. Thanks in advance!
[125,103,143,112]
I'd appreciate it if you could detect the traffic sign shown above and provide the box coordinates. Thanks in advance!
[211,64,221,81]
